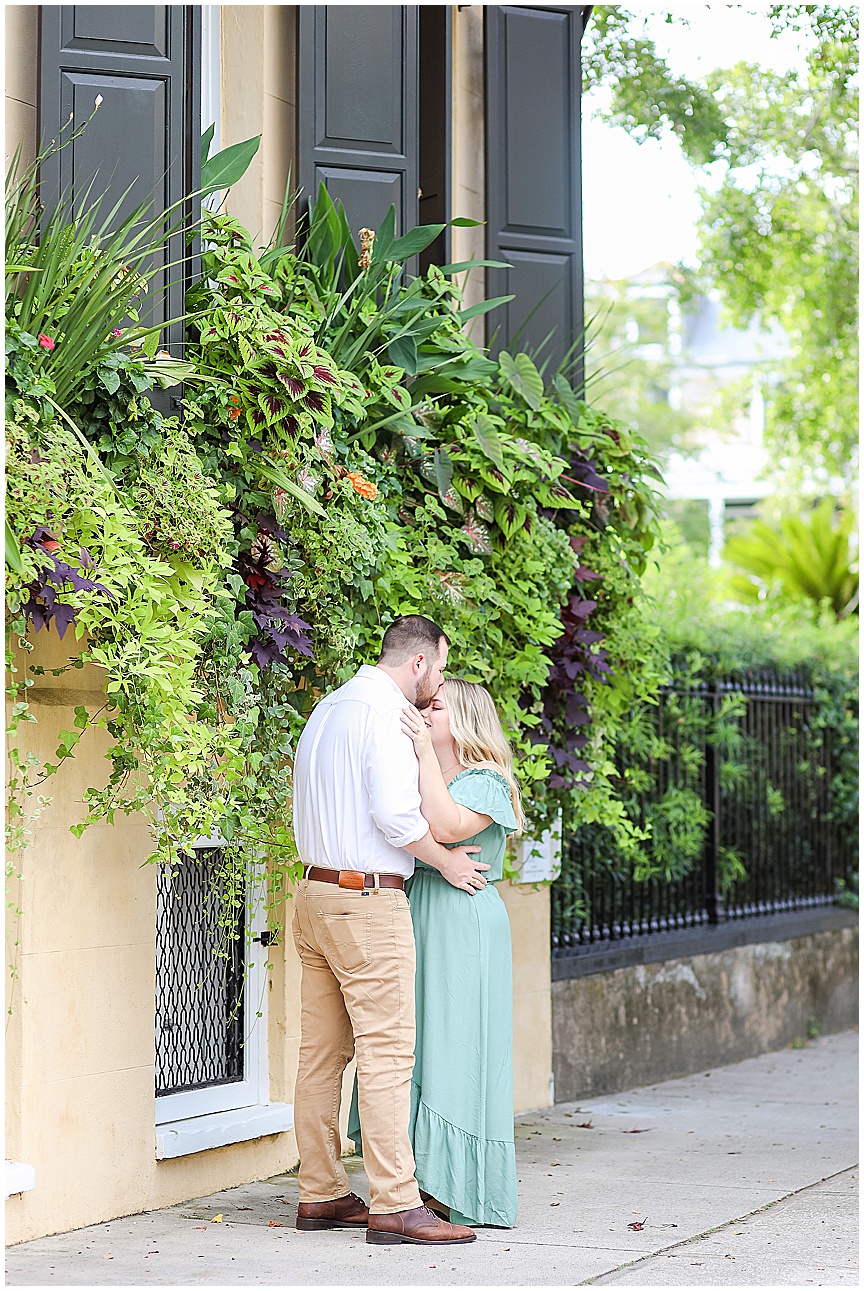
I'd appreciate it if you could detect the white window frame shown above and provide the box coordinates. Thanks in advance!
[200,6,221,158]
[155,844,292,1159]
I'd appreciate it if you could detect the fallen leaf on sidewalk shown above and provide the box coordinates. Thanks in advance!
[622,1128,652,1134]
[627,1219,647,1231]
[268,1221,282,1227]
[211,1214,223,1223]
[550,1203,560,1207]
[576,1121,594,1129]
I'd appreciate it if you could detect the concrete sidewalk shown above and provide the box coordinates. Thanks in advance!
[6,1031,858,1287]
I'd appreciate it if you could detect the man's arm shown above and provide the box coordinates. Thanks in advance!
[407,830,490,894]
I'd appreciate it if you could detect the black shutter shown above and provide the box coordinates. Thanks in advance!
[298,5,419,244]
[39,6,201,353]
[485,5,585,379]
[418,6,452,273]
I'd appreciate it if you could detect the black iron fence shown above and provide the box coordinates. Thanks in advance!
[552,668,856,960]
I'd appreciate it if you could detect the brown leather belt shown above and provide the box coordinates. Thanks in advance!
[305,865,404,891]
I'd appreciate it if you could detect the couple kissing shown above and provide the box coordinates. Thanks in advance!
[292,614,520,1245]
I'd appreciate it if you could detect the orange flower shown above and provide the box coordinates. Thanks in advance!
[228,394,241,420]
[346,471,378,500]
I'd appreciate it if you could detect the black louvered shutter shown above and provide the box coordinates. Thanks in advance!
[39,6,201,353]
[485,5,585,379]
[298,5,419,244]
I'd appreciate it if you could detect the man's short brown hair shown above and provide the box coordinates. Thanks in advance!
[378,615,449,666]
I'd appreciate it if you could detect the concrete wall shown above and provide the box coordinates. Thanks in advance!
[553,927,860,1102]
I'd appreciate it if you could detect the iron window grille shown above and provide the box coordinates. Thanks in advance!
[155,848,246,1098]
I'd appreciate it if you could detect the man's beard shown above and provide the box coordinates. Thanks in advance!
[414,667,439,711]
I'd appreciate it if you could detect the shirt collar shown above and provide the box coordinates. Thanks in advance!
[357,664,407,702]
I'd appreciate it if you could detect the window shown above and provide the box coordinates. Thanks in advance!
[154,848,292,1159]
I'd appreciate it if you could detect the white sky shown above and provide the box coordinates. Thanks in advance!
[582,4,810,280]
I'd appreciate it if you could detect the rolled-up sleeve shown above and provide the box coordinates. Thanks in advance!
[363,707,427,848]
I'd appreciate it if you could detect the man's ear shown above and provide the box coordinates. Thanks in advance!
[411,652,426,674]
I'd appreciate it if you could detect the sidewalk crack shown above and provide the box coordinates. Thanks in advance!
[577,1164,859,1285]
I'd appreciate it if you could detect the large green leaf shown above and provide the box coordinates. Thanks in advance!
[553,372,581,422]
[472,414,506,472]
[458,294,514,323]
[438,259,512,274]
[388,333,418,375]
[201,135,261,196]
[434,448,454,500]
[372,207,397,263]
[387,223,447,262]
[200,122,216,168]
[5,519,24,575]
[499,350,544,411]
[256,457,326,518]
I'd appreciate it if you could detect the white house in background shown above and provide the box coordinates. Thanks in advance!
[664,291,787,565]
[595,265,789,564]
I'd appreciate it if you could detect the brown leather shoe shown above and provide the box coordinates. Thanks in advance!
[366,1204,475,1245]
[296,1191,369,1231]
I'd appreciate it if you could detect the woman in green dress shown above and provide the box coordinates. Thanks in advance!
[349,678,523,1228]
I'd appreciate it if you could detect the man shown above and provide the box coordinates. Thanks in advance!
[292,615,490,1245]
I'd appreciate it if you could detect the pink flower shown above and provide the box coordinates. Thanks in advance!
[112,328,122,338]
[38,333,55,351]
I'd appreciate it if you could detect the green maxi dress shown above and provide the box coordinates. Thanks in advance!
[348,767,519,1228]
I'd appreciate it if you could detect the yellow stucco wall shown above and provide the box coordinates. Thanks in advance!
[6,627,551,1243]
[5,630,303,1245]
[5,5,39,168]
[5,4,553,1243]
[219,5,298,246]
[451,4,487,339]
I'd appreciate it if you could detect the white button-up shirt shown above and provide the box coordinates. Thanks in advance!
[293,665,428,878]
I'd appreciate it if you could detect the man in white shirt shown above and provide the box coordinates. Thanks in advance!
[292,615,489,1245]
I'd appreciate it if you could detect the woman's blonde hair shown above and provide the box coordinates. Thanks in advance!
[443,678,526,831]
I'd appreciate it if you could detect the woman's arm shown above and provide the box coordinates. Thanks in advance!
[401,706,493,844]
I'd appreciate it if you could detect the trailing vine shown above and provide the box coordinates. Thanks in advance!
[6,173,667,960]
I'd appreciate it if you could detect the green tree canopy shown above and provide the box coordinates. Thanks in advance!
[584,5,859,485]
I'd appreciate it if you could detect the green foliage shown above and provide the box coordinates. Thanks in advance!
[201,132,261,197]
[5,131,193,414]
[7,174,666,955]
[583,7,729,163]
[584,276,703,464]
[643,521,858,861]
[583,5,859,483]
[696,28,858,483]
[725,500,858,620]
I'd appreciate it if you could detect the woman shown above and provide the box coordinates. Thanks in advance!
[348,678,522,1228]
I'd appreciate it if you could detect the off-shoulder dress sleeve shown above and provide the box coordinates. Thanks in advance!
[449,768,518,834]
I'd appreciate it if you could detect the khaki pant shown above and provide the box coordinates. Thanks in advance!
[291,877,422,1215]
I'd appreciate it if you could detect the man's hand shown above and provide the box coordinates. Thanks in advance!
[437,844,491,894]
[408,830,491,894]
